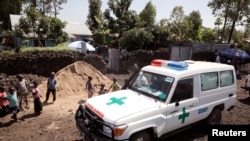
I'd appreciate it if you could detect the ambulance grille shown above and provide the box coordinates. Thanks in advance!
[85,106,104,130]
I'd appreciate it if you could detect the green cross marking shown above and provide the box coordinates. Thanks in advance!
[106,97,127,105]
[178,107,189,124]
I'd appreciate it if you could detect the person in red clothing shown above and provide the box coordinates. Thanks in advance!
[0,85,9,116]
[31,81,43,115]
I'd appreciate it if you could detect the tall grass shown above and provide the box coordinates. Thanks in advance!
[0,42,78,56]
[20,42,72,53]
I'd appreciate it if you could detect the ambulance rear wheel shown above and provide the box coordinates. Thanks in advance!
[207,108,221,125]
[130,131,151,141]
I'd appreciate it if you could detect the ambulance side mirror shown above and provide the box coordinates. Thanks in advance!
[175,101,179,107]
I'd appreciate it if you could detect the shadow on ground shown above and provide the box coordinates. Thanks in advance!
[238,97,250,106]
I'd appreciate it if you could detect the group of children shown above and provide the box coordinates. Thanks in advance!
[86,76,121,98]
[1,72,118,121]
[0,71,57,122]
[0,78,43,122]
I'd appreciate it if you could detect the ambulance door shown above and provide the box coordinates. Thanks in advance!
[164,78,198,133]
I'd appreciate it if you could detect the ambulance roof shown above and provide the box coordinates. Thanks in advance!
[142,60,235,79]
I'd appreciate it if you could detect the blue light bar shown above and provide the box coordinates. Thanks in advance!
[167,61,188,68]
[150,59,189,70]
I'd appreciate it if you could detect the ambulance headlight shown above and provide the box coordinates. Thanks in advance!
[103,125,112,134]
[103,125,128,137]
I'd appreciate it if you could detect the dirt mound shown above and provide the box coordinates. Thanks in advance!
[39,61,113,99]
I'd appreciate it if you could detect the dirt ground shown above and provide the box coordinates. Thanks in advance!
[0,61,250,141]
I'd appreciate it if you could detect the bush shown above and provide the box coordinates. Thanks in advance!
[120,28,154,51]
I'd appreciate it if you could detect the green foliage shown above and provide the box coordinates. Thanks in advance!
[186,11,203,42]
[232,30,244,44]
[47,17,67,44]
[15,8,67,45]
[201,27,216,43]
[152,25,170,42]
[104,0,137,34]
[87,0,103,32]
[1,30,15,37]
[120,28,153,51]
[139,1,156,28]
[208,0,250,43]
[92,31,111,45]
[168,7,204,42]
[168,6,185,37]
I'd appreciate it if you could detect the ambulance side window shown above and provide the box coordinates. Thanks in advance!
[220,70,234,87]
[170,78,193,103]
[201,72,218,91]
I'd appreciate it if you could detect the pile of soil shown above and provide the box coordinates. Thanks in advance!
[39,61,113,98]
[0,61,250,141]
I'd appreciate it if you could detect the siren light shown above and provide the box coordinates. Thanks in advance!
[151,59,189,70]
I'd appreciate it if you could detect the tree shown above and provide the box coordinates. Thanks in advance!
[208,0,250,43]
[139,1,156,28]
[22,0,67,17]
[19,7,42,37]
[208,0,230,43]
[243,24,250,39]
[86,0,103,32]
[47,17,67,44]
[159,18,168,27]
[152,24,170,43]
[168,6,185,37]
[0,0,22,30]
[50,0,67,18]
[103,0,137,35]
[168,6,202,42]
[214,17,222,42]
[120,28,153,51]
[186,10,203,41]
[227,0,250,43]
[16,7,67,45]
[201,27,216,43]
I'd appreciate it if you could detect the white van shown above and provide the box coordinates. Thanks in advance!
[75,59,237,141]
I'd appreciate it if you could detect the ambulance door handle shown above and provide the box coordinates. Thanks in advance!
[169,110,178,114]
[189,104,194,107]
[228,93,233,97]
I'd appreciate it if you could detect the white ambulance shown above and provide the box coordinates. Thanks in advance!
[75,59,237,141]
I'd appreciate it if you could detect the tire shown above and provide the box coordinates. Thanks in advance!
[130,131,152,141]
[206,108,222,125]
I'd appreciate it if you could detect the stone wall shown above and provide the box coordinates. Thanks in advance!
[0,48,213,77]
[0,52,106,77]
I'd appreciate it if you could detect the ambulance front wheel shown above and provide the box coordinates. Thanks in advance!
[130,131,152,141]
[206,108,222,125]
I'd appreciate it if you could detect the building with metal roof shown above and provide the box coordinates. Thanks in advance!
[8,14,92,47]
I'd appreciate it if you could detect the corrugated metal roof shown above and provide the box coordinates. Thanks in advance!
[10,14,24,30]
[63,21,92,36]
[9,14,92,36]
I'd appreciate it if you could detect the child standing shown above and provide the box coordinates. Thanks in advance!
[0,85,9,116]
[86,76,94,98]
[98,83,107,95]
[0,87,19,121]
[108,78,121,92]
[16,74,29,109]
[31,81,43,115]
[44,72,57,103]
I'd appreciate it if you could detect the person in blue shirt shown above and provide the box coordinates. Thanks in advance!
[0,86,20,121]
[44,72,57,103]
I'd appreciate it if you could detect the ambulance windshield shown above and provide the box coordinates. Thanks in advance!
[129,71,174,101]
